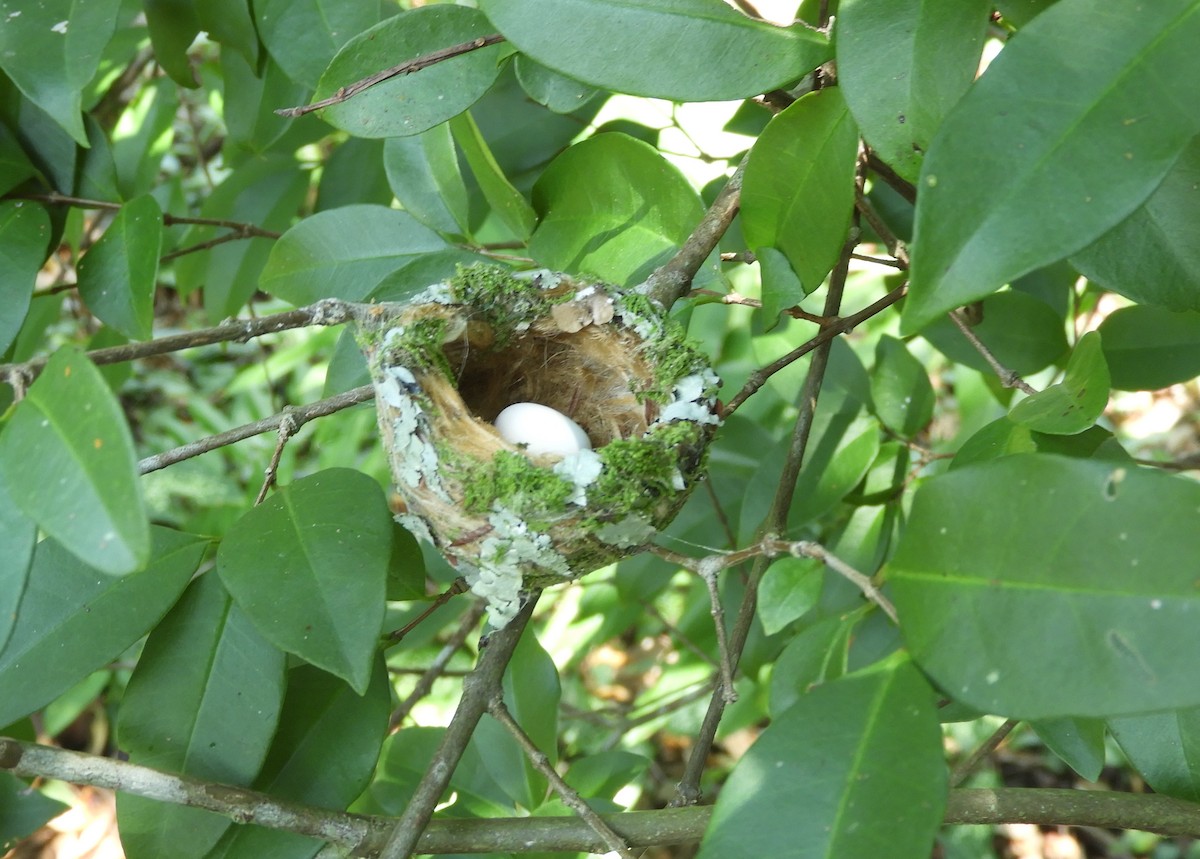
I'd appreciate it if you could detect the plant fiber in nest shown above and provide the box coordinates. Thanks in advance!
[355,265,720,627]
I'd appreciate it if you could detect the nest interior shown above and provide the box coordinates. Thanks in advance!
[426,314,657,460]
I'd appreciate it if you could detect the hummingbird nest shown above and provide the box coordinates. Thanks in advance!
[355,265,721,627]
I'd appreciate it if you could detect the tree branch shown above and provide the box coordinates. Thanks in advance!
[6,739,1200,854]
[639,162,745,309]
[275,35,507,118]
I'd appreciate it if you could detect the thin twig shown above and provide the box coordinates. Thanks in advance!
[389,601,487,732]
[697,556,737,703]
[949,309,1038,395]
[854,190,909,268]
[488,698,637,859]
[253,414,298,505]
[386,578,470,643]
[0,299,354,381]
[137,385,375,475]
[951,719,1020,787]
[276,35,507,118]
[10,192,281,237]
[790,541,897,623]
[640,162,745,309]
[160,226,280,263]
[378,592,542,859]
[724,284,906,416]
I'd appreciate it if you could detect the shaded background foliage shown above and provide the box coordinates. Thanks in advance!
[3,1,1200,858]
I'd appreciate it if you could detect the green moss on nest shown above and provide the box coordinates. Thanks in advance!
[449,264,573,345]
[460,450,574,523]
[398,316,454,377]
[590,422,705,516]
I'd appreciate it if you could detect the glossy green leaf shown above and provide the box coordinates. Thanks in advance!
[387,521,427,602]
[217,468,391,694]
[515,55,600,114]
[449,111,536,241]
[1097,305,1200,390]
[0,201,49,355]
[0,0,122,145]
[207,661,390,859]
[477,0,830,102]
[742,89,859,293]
[758,556,823,635]
[117,573,286,859]
[260,204,448,306]
[0,773,67,848]
[837,0,990,183]
[1009,332,1109,434]
[112,77,179,198]
[221,53,308,157]
[530,133,703,286]
[791,414,880,527]
[475,631,560,810]
[921,291,1069,376]
[903,0,1200,333]
[316,6,507,138]
[316,138,392,212]
[954,418,1115,470]
[0,528,205,728]
[77,195,162,341]
[0,348,149,575]
[256,0,378,90]
[699,655,945,859]
[1030,717,1106,781]
[995,0,1060,28]
[871,335,935,437]
[196,0,258,66]
[174,156,309,319]
[385,124,471,236]
[143,0,201,88]
[0,477,35,654]
[1109,707,1200,802]
[1073,139,1200,312]
[757,247,805,327]
[893,455,1200,718]
[0,123,38,196]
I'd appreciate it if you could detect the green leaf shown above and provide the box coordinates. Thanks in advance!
[757,247,805,328]
[117,573,286,859]
[0,0,122,145]
[0,773,68,849]
[0,123,39,196]
[529,133,704,286]
[77,195,162,341]
[221,53,309,158]
[449,111,536,241]
[515,55,600,114]
[837,0,990,183]
[174,156,309,319]
[0,528,205,728]
[871,335,935,437]
[315,6,507,138]
[1030,717,1106,781]
[475,631,561,810]
[1009,331,1109,434]
[1072,139,1200,313]
[143,0,201,88]
[207,661,390,859]
[769,614,858,716]
[742,89,860,293]
[0,348,150,575]
[920,291,1069,376]
[758,556,823,635]
[0,478,34,654]
[316,138,392,212]
[903,0,1200,333]
[698,655,946,859]
[892,455,1200,718]
[791,414,880,527]
[1109,707,1200,802]
[112,77,179,199]
[196,0,258,67]
[217,468,391,694]
[387,522,427,602]
[477,0,830,102]
[384,124,471,236]
[256,0,378,90]
[260,204,448,306]
[1097,305,1200,391]
[0,201,50,355]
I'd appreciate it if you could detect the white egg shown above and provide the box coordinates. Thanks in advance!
[494,402,591,457]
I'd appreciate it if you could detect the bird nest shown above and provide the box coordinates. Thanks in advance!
[355,265,721,626]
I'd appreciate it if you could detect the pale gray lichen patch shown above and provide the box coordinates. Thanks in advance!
[553,449,603,506]
[595,514,657,548]
[469,507,573,626]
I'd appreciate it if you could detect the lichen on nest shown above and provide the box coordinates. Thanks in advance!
[355,264,721,627]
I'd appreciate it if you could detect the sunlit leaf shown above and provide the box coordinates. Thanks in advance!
[77,195,162,341]
[256,0,378,90]
[0,348,149,575]
[1097,305,1200,391]
[893,455,1200,718]
[903,0,1200,332]
[448,111,536,240]
[1009,331,1109,434]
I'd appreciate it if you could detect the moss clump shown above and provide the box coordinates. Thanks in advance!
[590,422,704,516]
[398,315,454,377]
[449,264,574,345]
[460,450,574,522]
